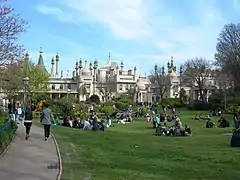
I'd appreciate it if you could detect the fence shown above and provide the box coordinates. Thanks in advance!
[0,118,17,154]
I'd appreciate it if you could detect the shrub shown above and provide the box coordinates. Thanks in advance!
[89,94,100,103]
[188,100,212,110]
[162,98,181,107]
[115,102,129,111]
[99,105,114,115]
[118,98,132,105]
[226,104,240,114]
[0,119,18,155]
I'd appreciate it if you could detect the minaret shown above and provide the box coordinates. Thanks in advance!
[79,58,83,77]
[133,66,137,80]
[89,62,93,75]
[55,53,59,77]
[107,52,111,64]
[37,47,44,67]
[51,57,55,76]
[60,70,63,79]
[120,61,124,72]
[171,56,174,67]
[75,61,79,76]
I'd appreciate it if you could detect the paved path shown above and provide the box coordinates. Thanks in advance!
[0,124,59,180]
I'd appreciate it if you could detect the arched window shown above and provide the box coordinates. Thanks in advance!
[60,84,63,90]
[52,84,55,90]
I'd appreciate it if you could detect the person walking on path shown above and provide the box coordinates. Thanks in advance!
[40,102,54,142]
[23,104,33,140]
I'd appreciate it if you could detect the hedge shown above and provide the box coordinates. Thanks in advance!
[0,118,18,155]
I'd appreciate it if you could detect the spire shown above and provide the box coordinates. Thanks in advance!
[107,52,111,64]
[37,47,45,66]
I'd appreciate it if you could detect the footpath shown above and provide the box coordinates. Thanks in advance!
[0,124,60,180]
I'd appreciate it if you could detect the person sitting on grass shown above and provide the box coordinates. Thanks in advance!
[218,117,229,128]
[155,122,168,136]
[194,114,200,120]
[83,119,92,130]
[62,116,71,127]
[181,124,191,136]
[168,118,182,136]
[206,119,215,128]
[52,115,61,125]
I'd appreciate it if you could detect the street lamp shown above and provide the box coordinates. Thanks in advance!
[23,77,29,108]
[93,60,98,94]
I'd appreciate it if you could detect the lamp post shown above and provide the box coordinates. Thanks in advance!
[93,60,98,95]
[23,77,29,109]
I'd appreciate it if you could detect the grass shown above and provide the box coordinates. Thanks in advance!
[50,110,240,180]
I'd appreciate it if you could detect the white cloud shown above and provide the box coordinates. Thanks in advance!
[34,0,230,73]
[34,5,76,23]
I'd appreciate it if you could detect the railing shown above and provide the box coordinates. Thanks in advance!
[0,117,17,154]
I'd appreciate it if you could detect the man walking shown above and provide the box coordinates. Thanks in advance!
[40,102,54,142]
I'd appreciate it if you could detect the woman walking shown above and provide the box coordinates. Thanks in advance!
[40,102,54,142]
[23,105,33,140]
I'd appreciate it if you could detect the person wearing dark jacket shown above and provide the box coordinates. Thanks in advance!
[23,105,33,140]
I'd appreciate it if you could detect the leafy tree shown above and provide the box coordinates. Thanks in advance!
[215,23,240,88]
[182,58,211,102]
[149,65,170,102]
[1,58,50,100]
[0,0,28,66]
[24,60,50,96]
[0,61,22,99]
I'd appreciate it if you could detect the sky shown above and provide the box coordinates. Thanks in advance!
[8,0,240,76]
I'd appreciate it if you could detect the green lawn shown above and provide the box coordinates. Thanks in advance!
[51,110,240,180]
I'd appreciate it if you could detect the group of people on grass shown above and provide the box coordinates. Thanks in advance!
[51,104,134,131]
[146,106,192,137]
[194,110,231,129]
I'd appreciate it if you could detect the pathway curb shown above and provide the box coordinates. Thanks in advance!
[51,133,62,180]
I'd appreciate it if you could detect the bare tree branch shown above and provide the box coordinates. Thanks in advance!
[149,65,171,102]
[182,58,211,102]
[215,23,240,88]
[0,0,28,66]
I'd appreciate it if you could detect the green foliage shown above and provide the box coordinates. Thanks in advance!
[0,120,18,155]
[114,98,133,111]
[1,59,50,100]
[50,97,75,116]
[162,98,181,107]
[115,102,129,111]
[89,94,100,103]
[99,106,114,116]
[208,90,224,109]
[226,104,240,114]
[118,98,132,104]
[188,100,212,110]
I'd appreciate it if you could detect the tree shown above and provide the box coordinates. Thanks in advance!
[1,59,50,100]
[149,65,170,102]
[215,23,240,88]
[182,58,211,102]
[0,61,22,99]
[24,60,50,96]
[0,0,28,66]
[97,75,114,102]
